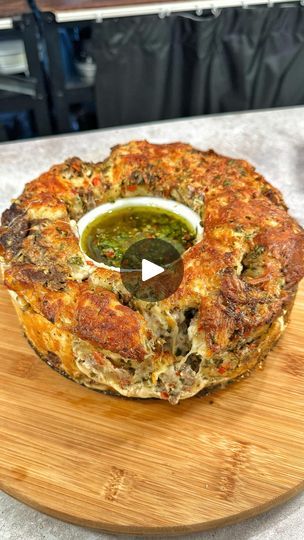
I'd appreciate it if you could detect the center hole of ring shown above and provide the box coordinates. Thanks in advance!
[77,197,203,272]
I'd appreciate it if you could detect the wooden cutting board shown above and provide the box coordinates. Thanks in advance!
[0,282,303,535]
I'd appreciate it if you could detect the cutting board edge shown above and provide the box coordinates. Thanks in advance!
[1,479,303,535]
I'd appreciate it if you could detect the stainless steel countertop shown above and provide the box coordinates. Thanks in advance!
[0,106,303,540]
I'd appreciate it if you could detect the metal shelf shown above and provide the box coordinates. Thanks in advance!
[49,0,300,22]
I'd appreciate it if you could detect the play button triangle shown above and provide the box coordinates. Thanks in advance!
[142,258,164,282]
[121,238,184,302]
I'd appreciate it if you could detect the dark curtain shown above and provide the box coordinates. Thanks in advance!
[92,5,304,127]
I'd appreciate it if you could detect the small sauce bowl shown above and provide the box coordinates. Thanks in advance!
[77,196,203,272]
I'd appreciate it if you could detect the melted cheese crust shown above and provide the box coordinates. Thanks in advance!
[1,141,303,403]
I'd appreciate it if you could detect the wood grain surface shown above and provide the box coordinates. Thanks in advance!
[35,0,187,13]
[0,281,303,535]
[0,0,30,18]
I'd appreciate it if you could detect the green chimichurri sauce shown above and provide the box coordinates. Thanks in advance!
[81,205,196,268]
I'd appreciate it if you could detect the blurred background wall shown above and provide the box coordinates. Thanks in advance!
[0,0,303,141]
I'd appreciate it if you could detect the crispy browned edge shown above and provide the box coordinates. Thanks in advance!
[1,141,304,402]
[10,287,297,401]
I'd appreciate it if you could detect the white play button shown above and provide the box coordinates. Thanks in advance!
[121,239,183,301]
[141,258,164,282]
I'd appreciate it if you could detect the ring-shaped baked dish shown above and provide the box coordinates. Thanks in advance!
[1,141,304,404]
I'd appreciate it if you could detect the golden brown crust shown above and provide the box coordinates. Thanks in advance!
[74,289,149,361]
[1,141,304,403]
[13,298,77,378]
